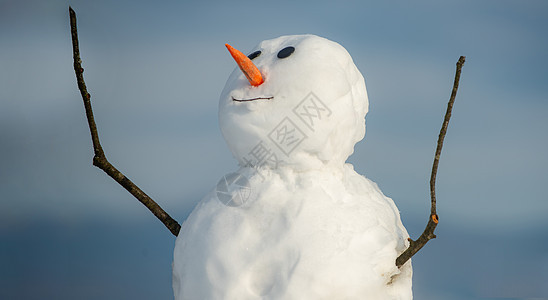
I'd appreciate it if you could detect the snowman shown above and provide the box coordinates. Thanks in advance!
[173,34,412,299]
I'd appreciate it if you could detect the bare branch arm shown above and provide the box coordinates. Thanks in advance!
[69,7,181,236]
[396,56,465,267]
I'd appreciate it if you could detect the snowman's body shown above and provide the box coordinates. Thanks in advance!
[173,35,412,299]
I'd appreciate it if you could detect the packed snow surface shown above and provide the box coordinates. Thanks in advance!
[173,35,412,299]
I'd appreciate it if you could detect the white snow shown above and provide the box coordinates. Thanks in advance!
[173,35,412,299]
[219,35,367,171]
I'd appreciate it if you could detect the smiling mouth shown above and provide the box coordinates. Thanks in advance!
[232,96,274,102]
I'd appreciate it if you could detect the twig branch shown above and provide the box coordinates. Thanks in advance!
[396,56,465,268]
[69,6,181,236]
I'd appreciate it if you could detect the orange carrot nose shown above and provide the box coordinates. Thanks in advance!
[225,43,264,87]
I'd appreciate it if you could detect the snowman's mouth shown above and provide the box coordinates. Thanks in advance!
[232,96,274,102]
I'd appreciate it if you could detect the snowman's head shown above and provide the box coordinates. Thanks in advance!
[219,35,368,171]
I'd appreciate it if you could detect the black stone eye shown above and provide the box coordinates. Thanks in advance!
[247,50,261,60]
[277,46,295,59]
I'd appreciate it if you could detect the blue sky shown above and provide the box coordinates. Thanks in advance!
[1,0,547,299]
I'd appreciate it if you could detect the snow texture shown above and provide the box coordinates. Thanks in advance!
[173,35,412,299]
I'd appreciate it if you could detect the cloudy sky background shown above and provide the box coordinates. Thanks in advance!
[1,0,547,299]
